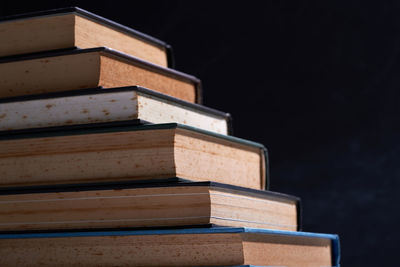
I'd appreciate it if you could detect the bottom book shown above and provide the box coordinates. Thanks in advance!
[0,227,340,266]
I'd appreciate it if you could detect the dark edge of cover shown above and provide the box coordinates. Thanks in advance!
[0,223,215,236]
[0,86,229,133]
[166,44,175,69]
[332,235,341,267]
[0,7,175,68]
[0,122,268,188]
[0,47,201,103]
[0,178,297,202]
[296,189,302,231]
[0,119,155,137]
[263,147,270,191]
[0,179,300,231]
[0,122,261,148]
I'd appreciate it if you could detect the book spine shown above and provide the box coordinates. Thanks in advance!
[263,147,270,190]
[166,44,175,69]
[226,113,233,135]
[296,198,302,231]
[332,235,341,267]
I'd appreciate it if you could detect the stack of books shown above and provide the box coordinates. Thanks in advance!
[0,7,340,266]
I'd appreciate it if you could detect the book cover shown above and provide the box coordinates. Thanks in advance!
[0,86,230,135]
[0,180,299,231]
[0,227,340,266]
[0,7,174,68]
[0,47,201,103]
[0,123,269,190]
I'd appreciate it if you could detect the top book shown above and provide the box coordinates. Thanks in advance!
[0,7,173,68]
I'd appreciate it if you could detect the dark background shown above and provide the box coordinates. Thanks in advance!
[2,1,399,265]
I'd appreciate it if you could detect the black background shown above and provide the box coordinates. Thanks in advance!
[2,1,400,266]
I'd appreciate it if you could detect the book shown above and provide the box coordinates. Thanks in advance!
[0,227,340,266]
[0,123,269,190]
[0,180,299,231]
[0,7,173,68]
[0,86,230,135]
[0,47,201,103]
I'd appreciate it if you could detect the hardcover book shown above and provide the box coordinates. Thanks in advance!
[0,86,230,135]
[0,123,269,190]
[0,180,299,231]
[0,227,340,266]
[0,7,173,67]
[0,47,201,103]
